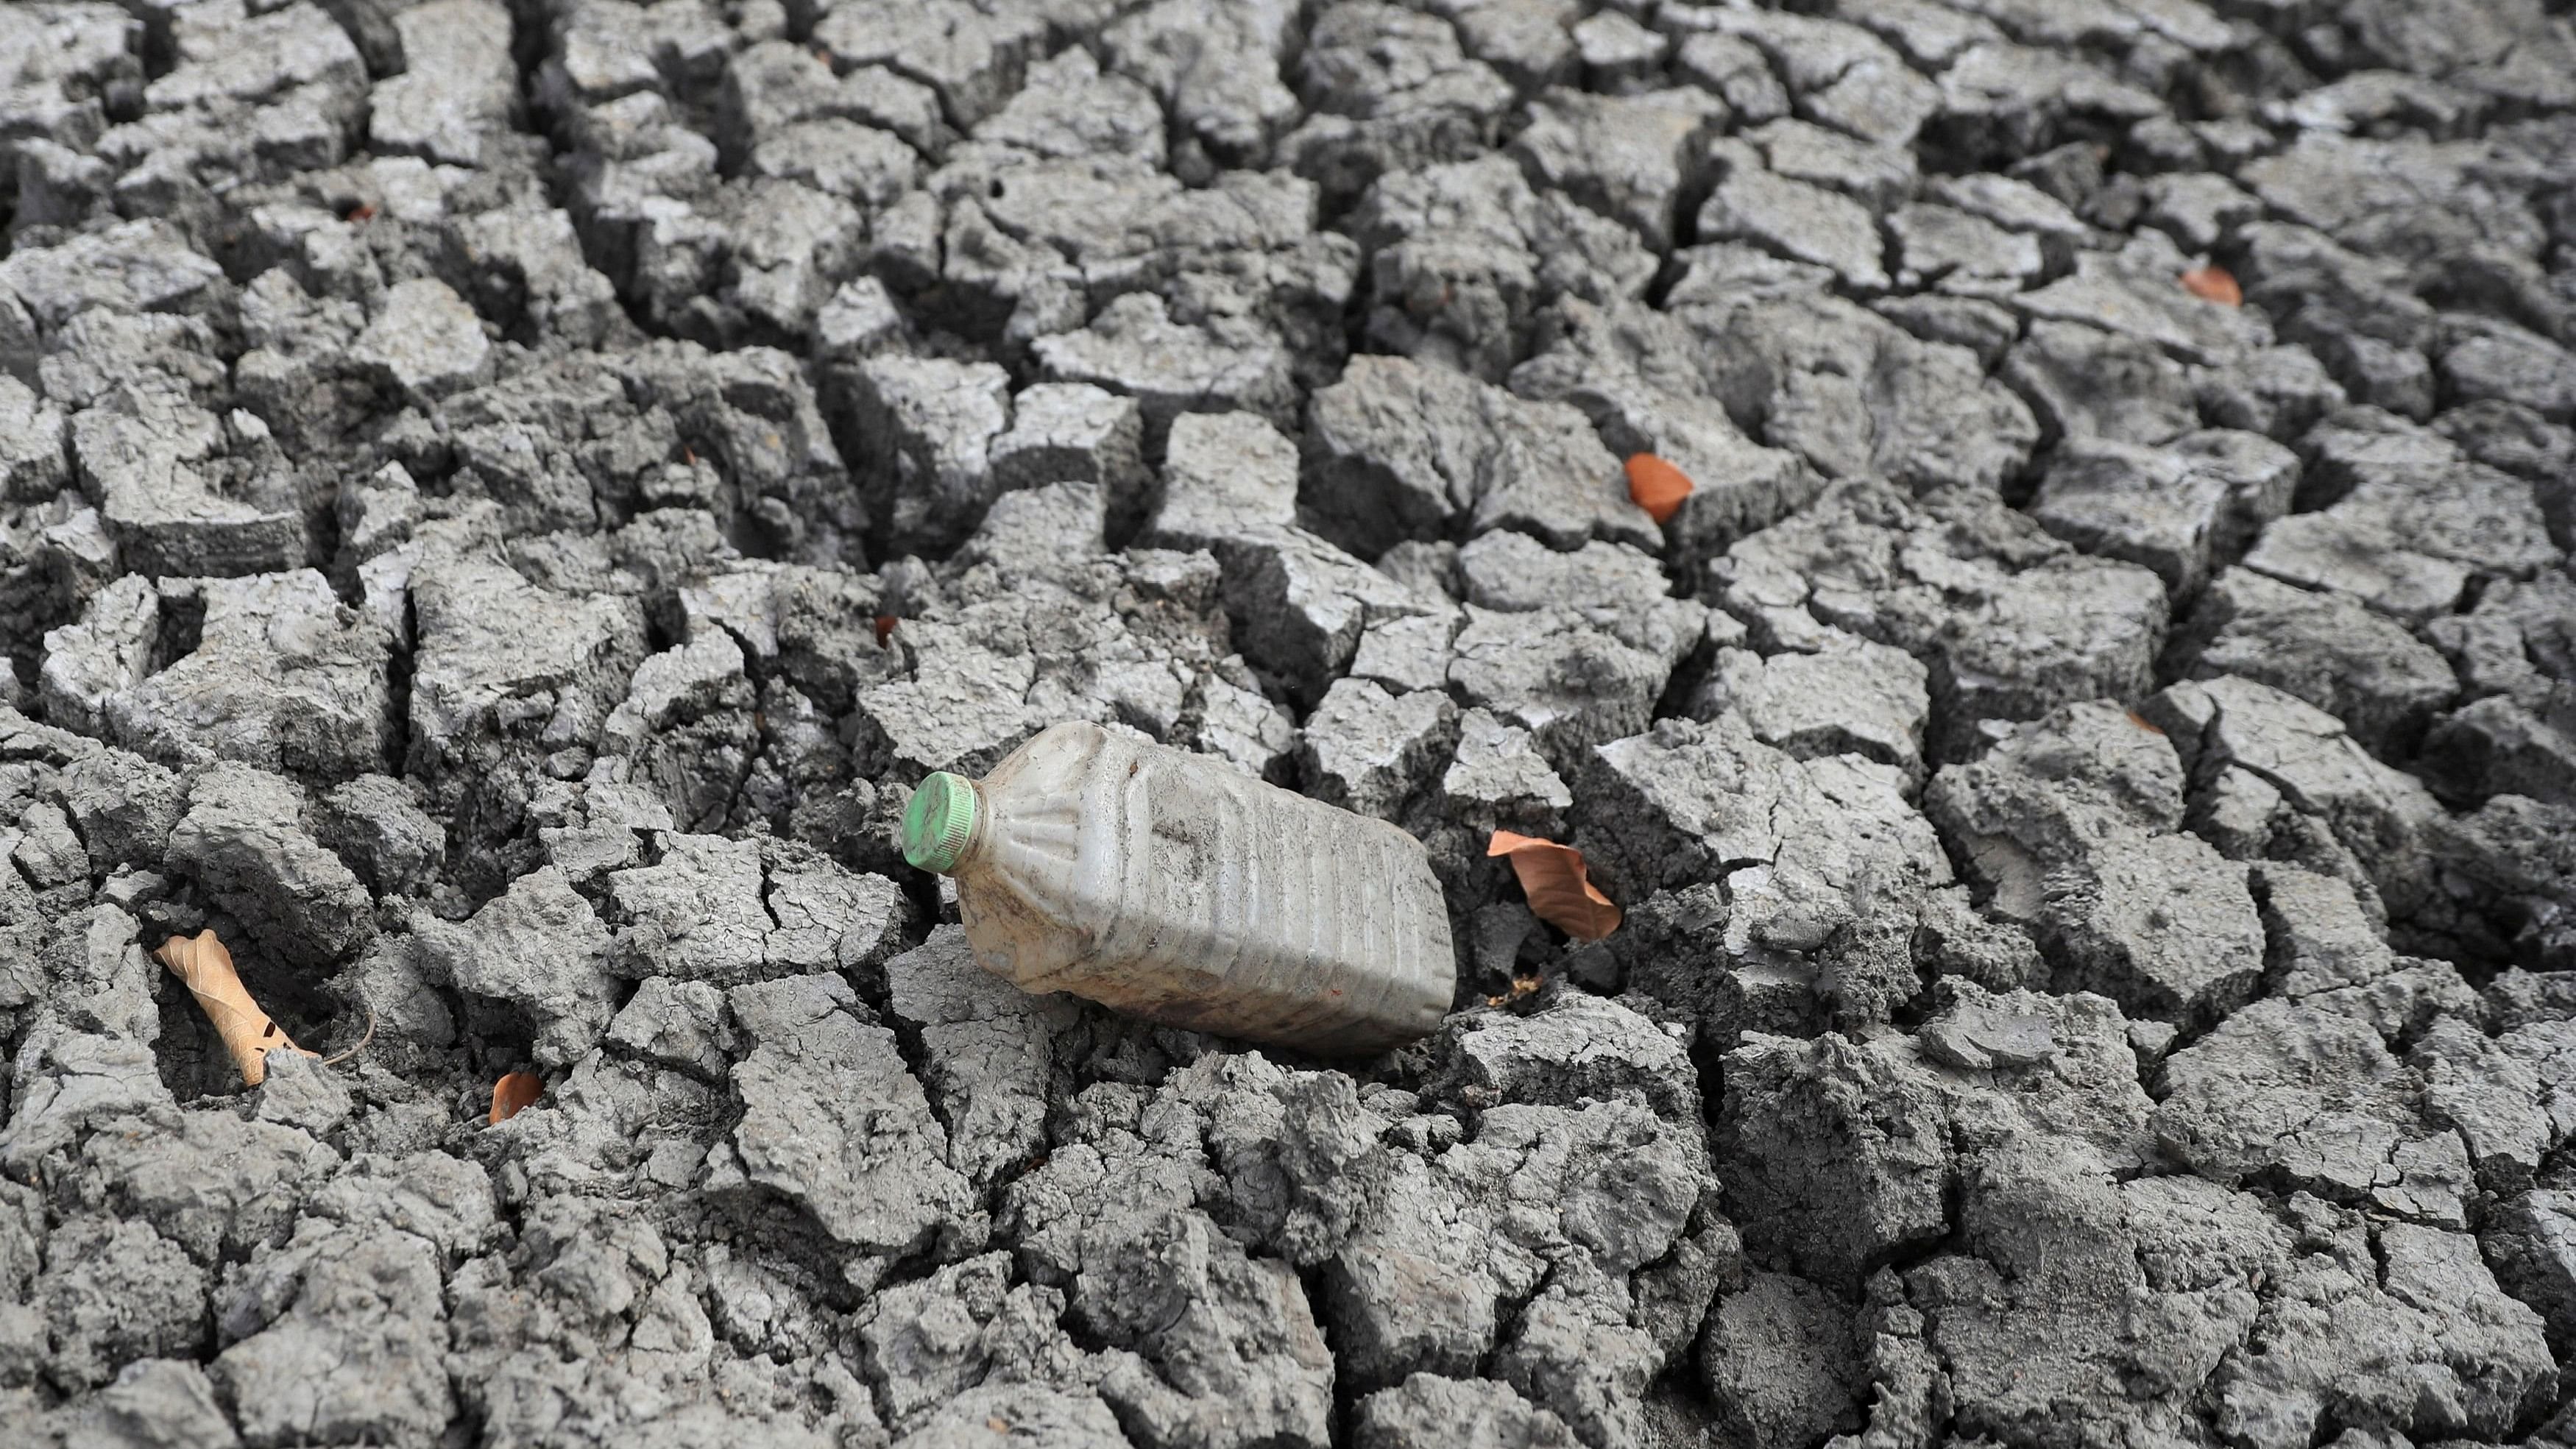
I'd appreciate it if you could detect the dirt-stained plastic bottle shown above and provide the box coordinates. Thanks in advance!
[899,721,1456,1055]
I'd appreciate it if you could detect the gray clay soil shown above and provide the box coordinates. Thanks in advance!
[2,0,2575,1444]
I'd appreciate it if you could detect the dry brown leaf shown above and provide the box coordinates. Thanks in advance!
[490,1072,543,1125]
[1487,830,1621,940]
[155,930,313,1087]
[874,614,899,646]
[2181,266,2241,305]
[1484,974,1543,1007]
[1624,453,1694,525]
[2126,710,2165,735]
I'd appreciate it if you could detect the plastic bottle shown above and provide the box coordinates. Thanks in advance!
[899,721,1456,1055]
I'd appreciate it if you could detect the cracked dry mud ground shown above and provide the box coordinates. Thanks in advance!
[1,0,2575,1446]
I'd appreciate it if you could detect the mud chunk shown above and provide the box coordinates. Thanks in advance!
[2037,831,2265,1027]
[2148,676,2445,918]
[405,548,649,854]
[2002,320,2200,447]
[1354,1373,1579,1449]
[2154,999,2448,1212]
[367,0,518,166]
[605,835,909,986]
[413,867,618,1070]
[881,927,1074,1188]
[708,972,980,1264]
[1448,607,1673,778]
[1688,302,2039,496]
[1693,640,1930,779]
[1506,297,1820,565]
[34,1216,206,1392]
[1508,88,1722,250]
[2259,863,2474,1043]
[2170,568,2455,757]
[2484,1188,2576,1351]
[989,383,1149,537]
[1306,353,1658,558]
[104,571,396,781]
[2030,432,2299,597]
[0,375,71,502]
[1347,155,1655,381]
[1697,1272,1861,1448]
[351,277,494,405]
[1077,1208,1336,1449]
[167,762,375,969]
[1280,2,1512,208]
[55,1358,243,1449]
[2208,1205,2552,1447]
[856,1251,1087,1436]
[1298,677,1460,821]
[1696,144,1889,290]
[1436,708,1572,840]
[1033,293,1298,450]
[845,354,1013,557]
[813,0,1045,130]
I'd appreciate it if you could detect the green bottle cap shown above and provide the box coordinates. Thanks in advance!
[902,772,978,874]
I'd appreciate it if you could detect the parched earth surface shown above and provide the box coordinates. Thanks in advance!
[1,0,2575,1445]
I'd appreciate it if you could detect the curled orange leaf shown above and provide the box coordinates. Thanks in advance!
[490,1072,543,1125]
[155,930,314,1087]
[1623,454,1694,525]
[1487,830,1621,940]
[2181,266,2240,305]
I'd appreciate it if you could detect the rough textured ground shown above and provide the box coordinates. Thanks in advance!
[1,0,2574,1445]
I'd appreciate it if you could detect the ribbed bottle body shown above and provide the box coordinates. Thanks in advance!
[954,723,1454,1054]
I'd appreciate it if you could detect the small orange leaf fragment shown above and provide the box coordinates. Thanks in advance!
[1487,830,1621,940]
[2126,710,2165,735]
[1624,453,1694,525]
[2181,266,2240,306]
[155,930,314,1087]
[346,202,376,222]
[490,1072,543,1125]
